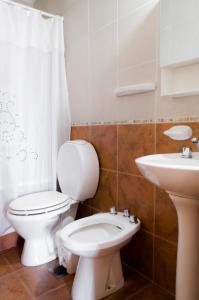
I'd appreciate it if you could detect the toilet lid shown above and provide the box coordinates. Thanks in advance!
[9,191,71,215]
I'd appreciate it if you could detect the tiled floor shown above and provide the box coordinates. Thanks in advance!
[0,244,174,300]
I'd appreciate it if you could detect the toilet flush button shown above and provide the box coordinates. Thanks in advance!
[110,207,117,215]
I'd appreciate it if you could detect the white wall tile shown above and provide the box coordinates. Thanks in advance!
[89,0,117,35]
[67,71,91,124]
[89,72,118,123]
[160,27,172,67]
[35,0,199,124]
[160,0,171,29]
[160,0,199,67]
[118,61,157,86]
[171,0,199,26]
[118,0,155,19]
[171,21,199,65]
[90,23,117,75]
[116,93,156,122]
[64,0,89,42]
[66,36,91,123]
[155,71,199,120]
[90,24,118,122]
[118,1,158,70]
[60,0,90,123]
[156,94,199,121]
[116,60,157,122]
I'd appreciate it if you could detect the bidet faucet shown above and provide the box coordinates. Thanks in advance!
[123,209,130,217]
[129,215,138,224]
[110,207,117,215]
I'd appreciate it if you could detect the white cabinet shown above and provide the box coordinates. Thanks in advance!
[160,0,199,97]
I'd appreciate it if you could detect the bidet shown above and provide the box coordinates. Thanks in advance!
[59,212,141,300]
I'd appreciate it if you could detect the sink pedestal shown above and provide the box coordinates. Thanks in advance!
[136,152,199,300]
[170,194,199,300]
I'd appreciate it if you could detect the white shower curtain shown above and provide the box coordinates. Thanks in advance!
[0,1,70,236]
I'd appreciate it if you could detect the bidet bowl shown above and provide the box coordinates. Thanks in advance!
[60,213,140,258]
[60,212,140,300]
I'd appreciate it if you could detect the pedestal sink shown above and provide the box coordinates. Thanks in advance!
[135,153,199,300]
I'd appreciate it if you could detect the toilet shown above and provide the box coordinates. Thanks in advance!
[59,212,140,300]
[7,140,99,267]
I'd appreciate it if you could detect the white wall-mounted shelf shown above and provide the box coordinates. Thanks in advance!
[163,90,199,98]
[115,83,156,97]
[161,62,199,98]
[160,0,199,99]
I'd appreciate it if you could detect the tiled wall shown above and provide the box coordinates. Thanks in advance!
[35,0,199,125]
[72,121,199,295]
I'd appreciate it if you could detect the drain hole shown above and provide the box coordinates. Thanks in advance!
[116,226,122,230]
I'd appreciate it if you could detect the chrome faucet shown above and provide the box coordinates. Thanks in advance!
[181,147,192,158]
[181,137,199,158]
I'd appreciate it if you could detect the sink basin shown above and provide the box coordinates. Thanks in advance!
[135,152,199,300]
[135,152,199,199]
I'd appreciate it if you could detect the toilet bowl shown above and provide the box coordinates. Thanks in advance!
[7,140,99,266]
[7,191,76,266]
[59,212,140,300]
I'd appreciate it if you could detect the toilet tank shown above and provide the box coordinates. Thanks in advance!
[57,140,99,202]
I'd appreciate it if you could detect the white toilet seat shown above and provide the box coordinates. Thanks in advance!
[60,212,140,257]
[8,191,73,216]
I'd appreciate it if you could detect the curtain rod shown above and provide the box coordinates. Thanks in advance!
[0,0,63,20]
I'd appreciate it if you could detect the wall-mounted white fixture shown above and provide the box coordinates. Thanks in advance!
[164,125,193,141]
[9,0,35,7]
[163,90,199,98]
[160,0,199,98]
[160,0,199,68]
[161,63,199,97]
[115,83,156,97]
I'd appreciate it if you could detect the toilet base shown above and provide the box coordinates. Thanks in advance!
[21,235,57,266]
[72,251,124,300]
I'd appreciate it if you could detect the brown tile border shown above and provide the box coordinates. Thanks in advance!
[72,116,199,126]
